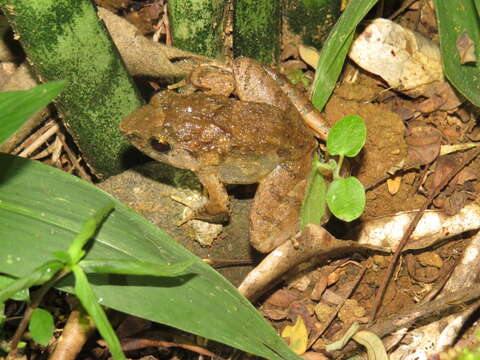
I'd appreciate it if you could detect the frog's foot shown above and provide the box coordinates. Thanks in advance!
[172,193,229,225]
[190,207,230,224]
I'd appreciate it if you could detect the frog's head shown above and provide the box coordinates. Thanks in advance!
[120,104,200,172]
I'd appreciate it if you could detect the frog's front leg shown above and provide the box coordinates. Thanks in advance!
[195,170,230,223]
[250,155,312,253]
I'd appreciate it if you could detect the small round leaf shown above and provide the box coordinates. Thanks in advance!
[326,177,365,221]
[326,115,366,157]
[29,308,54,346]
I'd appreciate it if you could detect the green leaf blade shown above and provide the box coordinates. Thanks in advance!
[79,259,194,276]
[326,115,366,157]
[0,154,300,360]
[29,308,55,347]
[0,81,66,144]
[434,0,480,107]
[326,177,365,221]
[72,265,126,360]
[0,261,64,303]
[311,0,378,110]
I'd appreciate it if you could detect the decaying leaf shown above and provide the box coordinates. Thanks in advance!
[282,317,309,355]
[349,18,443,98]
[405,121,442,165]
[352,330,389,360]
[456,32,477,64]
[386,176,401,195]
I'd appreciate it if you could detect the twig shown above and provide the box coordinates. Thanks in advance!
[369,147,480,322]
[334,284,480,357]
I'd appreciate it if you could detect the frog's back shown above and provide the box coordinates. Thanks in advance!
[154,91,315,183]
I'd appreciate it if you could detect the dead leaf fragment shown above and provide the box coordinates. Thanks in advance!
[417,251,443,268]
[456,33,477,64]
[386,176,402,195]
[282,317,309,355]
[405,121,442,165]
[265,288,299,308]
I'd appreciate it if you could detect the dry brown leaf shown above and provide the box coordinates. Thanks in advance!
[386,175,402,195]
[405,121,442,165]
[456,33,477,64]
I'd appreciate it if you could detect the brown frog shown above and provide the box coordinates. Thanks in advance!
[120,58,317,253]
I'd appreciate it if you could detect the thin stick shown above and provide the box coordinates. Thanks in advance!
[369,148,480,322]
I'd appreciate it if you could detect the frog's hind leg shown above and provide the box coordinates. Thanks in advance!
[249,159,310,253]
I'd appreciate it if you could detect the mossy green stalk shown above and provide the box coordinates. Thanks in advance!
[168,0,225,60]
[0,0,143,177]
[284,0,341,50]
[233,0,280,65]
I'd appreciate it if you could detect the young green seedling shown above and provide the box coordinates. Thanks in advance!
[301,114,367,225]
[0,203,193,360]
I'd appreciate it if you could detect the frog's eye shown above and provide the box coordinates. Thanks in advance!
[150,138,171,153]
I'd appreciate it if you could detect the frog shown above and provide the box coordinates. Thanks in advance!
[120,58,318,254]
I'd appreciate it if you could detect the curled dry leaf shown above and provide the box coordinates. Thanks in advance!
[416,81,463,113]
[456,33,477,64]
[405,121,442,165]
[265,288,299,308]
[349,18,443,98]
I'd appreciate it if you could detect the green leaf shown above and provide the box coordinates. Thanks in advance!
[0,81,66,144]
[29,308,54,346]
[300,153,328,229]
[0,261,64,303]
[0,275,29,301]
[72,265,126,360]
[0,154,300,360]
[79,259,194,276]
[67,202,114,264]
[326,115,366,157]
[326,177,365,221]
[311,0,378,110]
[434,0,480,107]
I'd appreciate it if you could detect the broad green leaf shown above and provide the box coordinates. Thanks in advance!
[0,261,64,303]
[29,308,54,346]
[300,153,328,229]
[434,0,480,107]
[0,81,66,144]
[326,115,366,157]
[0,275,29,301]
[79,259,194,276]
[326,177,365,222]
[72,265,126,360]
[311,0,378,110]
[0,154,300,360]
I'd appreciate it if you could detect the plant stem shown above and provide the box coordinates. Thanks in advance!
[233,0,280,64]
[168,0,226,59]
[334,154,344,180]
[9,268,69,357]
[0,0,143,178]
